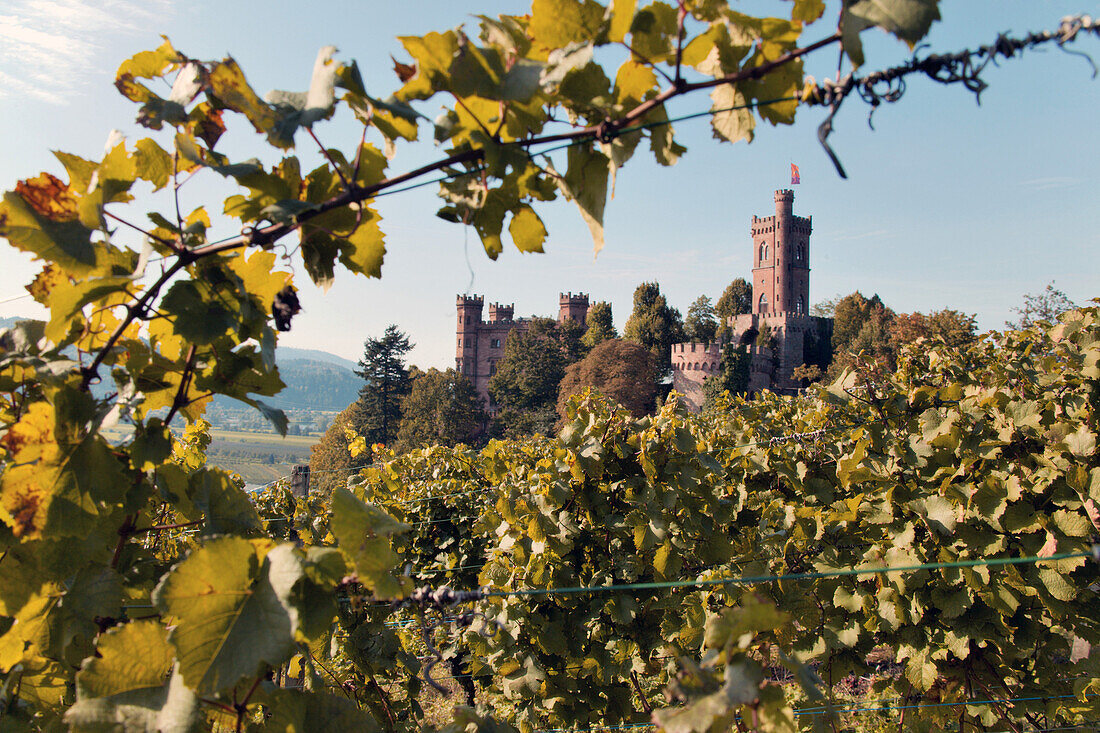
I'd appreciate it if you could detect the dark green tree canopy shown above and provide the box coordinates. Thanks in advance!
[355,325,413,446]
[488,317,572,437]
[557,339,658,419]
[685,295,719,345]
[623,282,685,374]
[702,342,751,408]
[394,368,486,452]
[582,301,617,349]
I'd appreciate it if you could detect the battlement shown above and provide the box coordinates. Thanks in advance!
[487,302,514,322]
[456,294,484,306]
[558,292,590,323]
[751,214,812,237]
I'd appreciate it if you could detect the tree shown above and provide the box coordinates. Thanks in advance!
[1007,282,1077,330]
[355,325,412,446]
[715,278,752,341]
[557,339,658,419]
[702,343,751,407]
[889,308,977,350]
[684,295,719,345]
[582,301,617,348]
[624,282,685,376]
[488,317,570,437]
[394,368,485,452]
[309,401,369,495]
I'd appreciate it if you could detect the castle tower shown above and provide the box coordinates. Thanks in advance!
[751,190,812,315]
[455,295,484,377]
[487,302,514,322]
[558,292,589,323]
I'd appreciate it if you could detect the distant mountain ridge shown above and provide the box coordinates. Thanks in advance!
[276,346,358,372]
[2,316,361,413]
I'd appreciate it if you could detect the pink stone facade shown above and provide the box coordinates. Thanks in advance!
[456,293,589,413]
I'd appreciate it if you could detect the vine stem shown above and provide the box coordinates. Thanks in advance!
[78,31,842,391]
[630,671,653,714]
[367,672,398,730]
[185,31,842,262]
[130,518,205,535]
[109,512,138,569]
[307,127,351,190]
[234,676,263,733]
[164,344,197,426]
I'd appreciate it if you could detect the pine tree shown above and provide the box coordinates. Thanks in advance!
[354,325,412,446]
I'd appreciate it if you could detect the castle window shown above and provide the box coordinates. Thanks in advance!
[796,244,804,260]
[759,243,765,261]
[796,295,804,314]
[491,338,501,348]
[759,293,768,313]
[489,361,497,376]
[457,337,462,346]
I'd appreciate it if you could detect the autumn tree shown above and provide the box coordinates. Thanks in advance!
[394,368,485,452]
[623,282,685,375]
[582,301,617,348]
[557,339,658,419]
[684,295,719,344]
[355,325,412,446]
[889,308,977,351]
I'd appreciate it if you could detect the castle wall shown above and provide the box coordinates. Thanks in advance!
[670,342,721,411]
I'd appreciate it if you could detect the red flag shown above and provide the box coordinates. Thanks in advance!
[791,163,800,184]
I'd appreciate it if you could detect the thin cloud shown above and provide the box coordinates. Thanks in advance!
[0,0,173,105]
[1018,177,1082,191]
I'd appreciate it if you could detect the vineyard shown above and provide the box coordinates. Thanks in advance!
[0,0,1098,729]
[2,307,1098,731]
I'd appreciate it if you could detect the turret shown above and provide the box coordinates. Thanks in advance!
[487,302,514,323]
[558,292,589,323]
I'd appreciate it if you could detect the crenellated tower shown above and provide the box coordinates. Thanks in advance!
[751,189,812,316]
[455,295,483,377]
[558,292,590,323]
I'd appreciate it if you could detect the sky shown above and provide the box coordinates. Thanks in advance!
[1,0,1097,370]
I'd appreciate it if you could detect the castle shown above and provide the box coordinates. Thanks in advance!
[456,292,589,412]
[671,189,832,409]
[456,190,832,412]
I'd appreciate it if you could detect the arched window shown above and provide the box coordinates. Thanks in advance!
[764,244,769,260]
[759,243,765,261]
[796,244,804,260]
[759,292,768,313]
[796,295,805,314]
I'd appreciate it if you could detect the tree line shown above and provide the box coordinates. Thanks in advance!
[311,282,1074,488]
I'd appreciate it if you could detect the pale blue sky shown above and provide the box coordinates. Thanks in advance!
[1,0,1097,369]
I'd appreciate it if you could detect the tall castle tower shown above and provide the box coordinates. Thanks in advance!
[455,295,483,377]
[673,189,831,408]
[558,292,589,323]
[751,189,812,315]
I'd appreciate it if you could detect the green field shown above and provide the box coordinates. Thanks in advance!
[100,426,319,486]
